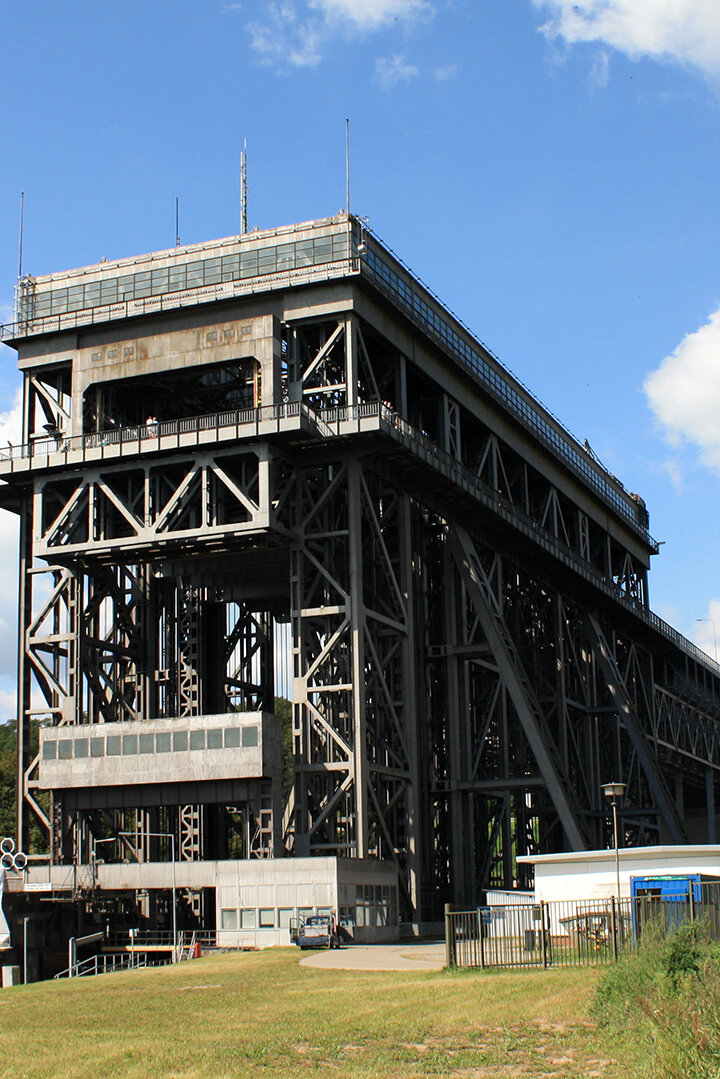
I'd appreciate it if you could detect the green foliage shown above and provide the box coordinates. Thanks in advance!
[0,718,48,851]
[594,917,720,1078]
[274,695,293,802]
[0,718,17,839]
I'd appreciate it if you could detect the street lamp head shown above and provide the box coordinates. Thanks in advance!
[601,782,627,800]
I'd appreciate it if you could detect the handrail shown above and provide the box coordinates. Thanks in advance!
[0,398,716,681]
[54,952,150,979]
[0,401,305,465]
[368,404,719,681]
[106,929,216,948]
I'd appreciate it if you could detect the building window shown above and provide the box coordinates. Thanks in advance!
[139,734,154,754]
[240,909,257,929]
[207,729,222,750]
[221,909,238,930]
[259,909,275,928]
[172,730,188,752]
[278,908,293,929]
[122,735,137,755]
[224,728,240,748]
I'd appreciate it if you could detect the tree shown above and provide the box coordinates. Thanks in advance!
[274,697,293,802]
[0,720,17,840]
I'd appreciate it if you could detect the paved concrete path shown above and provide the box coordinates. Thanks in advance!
[299,939,446,972]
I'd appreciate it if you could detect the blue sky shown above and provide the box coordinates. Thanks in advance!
[1,0,720,715]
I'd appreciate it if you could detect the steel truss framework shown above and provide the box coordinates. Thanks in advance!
[8,240,720,924]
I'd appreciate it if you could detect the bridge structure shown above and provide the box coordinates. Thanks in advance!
[1,211,719,925]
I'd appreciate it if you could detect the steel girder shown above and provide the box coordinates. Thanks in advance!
[11,298,720,921]
[418,515,711,909]
[290,455,418,908]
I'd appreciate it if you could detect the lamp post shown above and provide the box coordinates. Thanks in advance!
[91,836,117,892]
[23,916,33,984]
[120,831,177,962]
[601,782,627,902]
[696,618,718,662]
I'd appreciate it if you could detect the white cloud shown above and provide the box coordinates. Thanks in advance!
[660,456,684,493]
[588,49,610,89]
[375,52,419,87]
[311,0,432,30]
[0,387,22,447]
[434,62,457,81]
[532,0,720,78]
[645,306,720,473]
[0,688,16,725]
[248,2,324,66]
[248,0,432,68]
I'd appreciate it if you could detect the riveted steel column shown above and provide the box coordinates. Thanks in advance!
[347,458,368,856]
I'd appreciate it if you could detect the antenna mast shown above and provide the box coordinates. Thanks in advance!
[345,119,350,217]
[175,196,180,247]
[18,192,25,279]
[240,140,248,235]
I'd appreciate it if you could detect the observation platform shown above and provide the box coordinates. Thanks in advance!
[39,711,280,791]
[1,213,648,549]
[0,400,711,677]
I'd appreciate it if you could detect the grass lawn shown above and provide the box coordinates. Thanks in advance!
[0,949,625,1078]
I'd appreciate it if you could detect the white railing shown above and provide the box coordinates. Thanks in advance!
[54,952,150,980]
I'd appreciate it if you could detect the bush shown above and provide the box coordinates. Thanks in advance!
[594,917,720,1078]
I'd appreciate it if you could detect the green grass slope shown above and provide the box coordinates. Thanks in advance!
[0,949,626,1078]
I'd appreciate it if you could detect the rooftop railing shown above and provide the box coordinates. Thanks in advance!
[0,254,356,343]
[359,234,646,540]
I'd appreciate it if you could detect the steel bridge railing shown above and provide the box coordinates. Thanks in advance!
[0,401,306,469]
[319,402,715,672]
[364,404,720,680]
[0,397,716,679]
[358,232,649,544]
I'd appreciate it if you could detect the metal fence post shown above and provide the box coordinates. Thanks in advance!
[444,903,456,968]
[690,886,696,923]
[540,901,548,969]
[478,908,485,970]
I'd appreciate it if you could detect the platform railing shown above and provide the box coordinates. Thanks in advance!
[0,401,305,466]
[0,398,716,677]
[106,929,217,950]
